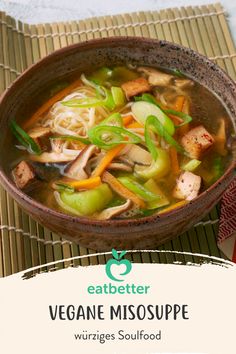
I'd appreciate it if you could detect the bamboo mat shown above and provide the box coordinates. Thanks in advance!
[0,2,234,277]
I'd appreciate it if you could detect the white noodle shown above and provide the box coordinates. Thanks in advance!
[40,85,108,137]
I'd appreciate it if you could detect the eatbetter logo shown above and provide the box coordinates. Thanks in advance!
[105,249,132,282]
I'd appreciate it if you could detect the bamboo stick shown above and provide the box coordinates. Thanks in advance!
[11,17,23,74]
[21,210,32,270]
[167,8,182,45]
[0,187,12,275]
[13,201,25,272]
[6,194,18,273]
[36,223,46,271]
[172,7,189,47]
[208,3,235,79]
[1,12,11,87]
[142,11,156,39]
[214,2,236,72]
[6,15,17,83]
[184,6,206,55]
[152,10,165,41]
[0,13,5,94]
[179,7,197,50]
[115,13,128,37]
[200,5,226,70]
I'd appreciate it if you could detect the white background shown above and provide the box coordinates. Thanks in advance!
[0,262,235,353]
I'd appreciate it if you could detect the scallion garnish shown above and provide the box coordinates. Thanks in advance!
[10,120,42,155]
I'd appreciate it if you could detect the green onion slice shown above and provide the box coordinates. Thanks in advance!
[62,74,116,110]
[99,112,123,127]
[10,120,42,155]
[111,86,126,107]
[164,109,192,127]
[134,93,192,127]
[134,93,162,108]
[88,125,142,149]
[145,115,184,160]
[52,182,75,193]
[118,177,160,202]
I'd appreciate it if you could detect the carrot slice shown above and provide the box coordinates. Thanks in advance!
[91,116,136,178]
[123,114,134,126]
[67,176,101,190]
[102,171,145,208]
[168,96,185,126]
[169,147,180,175]
[92,144,125,177]
[174,95,185,112]
[158,200,188,214]
[169,114,183,126]
[126,121,145,136]
[23,78,82,130]
[127,121,143,129]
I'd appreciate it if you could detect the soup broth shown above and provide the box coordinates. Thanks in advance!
[9,65,233,220]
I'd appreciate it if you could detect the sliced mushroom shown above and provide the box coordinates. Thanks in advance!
[96,199,132,220]
[65,145,98,180]
[108,162,133,172]
[138,67,173,86]
[51,139,64,154]
[116,155,135,167]
[30,151,81,163]
[85,152,106,175]
[68,141,85,150]
[27,126,51,139]
[126,145,152,166]
[174,78,194,89]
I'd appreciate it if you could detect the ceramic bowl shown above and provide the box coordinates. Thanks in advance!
[0,37,235,251]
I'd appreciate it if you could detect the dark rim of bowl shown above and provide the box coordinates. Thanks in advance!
[0,36,235,228]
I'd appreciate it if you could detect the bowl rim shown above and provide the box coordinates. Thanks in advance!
[0,36,235,228]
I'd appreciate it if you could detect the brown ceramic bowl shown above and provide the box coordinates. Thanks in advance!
[0,37,235,251]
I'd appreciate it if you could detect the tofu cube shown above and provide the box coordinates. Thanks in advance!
[12,161,35,189]
[181,125,214,159]
[121,77,150,99]
[173,171,201,201]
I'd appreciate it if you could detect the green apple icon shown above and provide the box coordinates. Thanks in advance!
[105,249,132,282]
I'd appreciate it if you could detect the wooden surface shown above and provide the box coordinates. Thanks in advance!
[0,2,234,276]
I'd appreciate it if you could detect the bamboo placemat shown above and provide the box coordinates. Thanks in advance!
[0,2,234,276]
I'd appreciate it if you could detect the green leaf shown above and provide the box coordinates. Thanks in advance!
[88,125,142,150]
[145,115,184,159]
[112,249,119,260]
[10,120,42,155]
[163,109,192,127]
[119,250,127,259]
[53,182,75,193]
[134,93,162,108]
[99,112,123,127]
